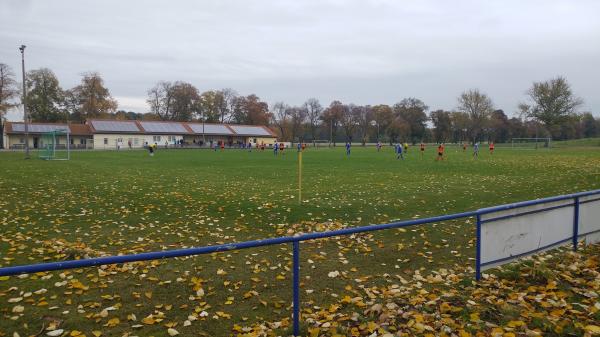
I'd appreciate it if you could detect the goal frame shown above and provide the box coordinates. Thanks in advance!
[310,139,333,147]
[510,137,551,149]
[39,130,71,160]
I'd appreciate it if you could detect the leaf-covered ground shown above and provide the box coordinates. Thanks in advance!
[0,146,599,336]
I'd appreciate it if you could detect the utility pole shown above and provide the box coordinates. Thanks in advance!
[329,120,333,147]
[202,111,206,145]
[19,45,29,159]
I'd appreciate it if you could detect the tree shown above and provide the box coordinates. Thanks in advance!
[147,81,199,121]
[198,90,222,122]
[170,82,199,121]
[449,111,470,143]
[371,104,393,142]
[488,110,510,142]
[0,63,19,149]
[457,89,494,143]
[304,98,322,143]
[272,101,290,141]
[69,72,117,122]
[339,103,358,141]
[429,110,452,143]
[147,81,174,120]
[216,88,237,123]
[523,76,583,139]
[393,98,428,144]
[114,110,144,120]
[386,116,410,143]
[25,68,66,122]
[507,117,528,139]
[321,101,344,146]
[0,63,18,119]
[231,94,270,125]
[287,105,307,143]
[355,105,373,145]
[581,113,598,138]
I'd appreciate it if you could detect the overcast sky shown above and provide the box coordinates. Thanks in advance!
[1,0,599,121]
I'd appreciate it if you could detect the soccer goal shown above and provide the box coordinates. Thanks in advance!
[511,138,551,149]
[311,139,332,147]
[39,130,71,160]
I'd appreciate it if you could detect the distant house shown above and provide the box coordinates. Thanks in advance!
[2,119,277,150]
[2,122,93,150]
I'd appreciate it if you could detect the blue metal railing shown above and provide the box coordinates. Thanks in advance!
[1,189,599,336]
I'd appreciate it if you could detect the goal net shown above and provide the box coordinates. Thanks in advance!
[511,138,551,149]
[310,139,333,147]
[39,130,71,160]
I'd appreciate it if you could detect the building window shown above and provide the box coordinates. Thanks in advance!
[80,139,85,145]
[20,138,25,144]
[134,138,139,145]
[253,138,257,143]
[104,138,108,145]
[153,135,161,142]
[70,137,74,145]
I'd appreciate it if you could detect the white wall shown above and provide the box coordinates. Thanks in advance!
[93,134,183,149]
[579,195,600,244]
[480,199,574,271]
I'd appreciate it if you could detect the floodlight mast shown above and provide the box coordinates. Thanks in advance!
[19,45,29,159]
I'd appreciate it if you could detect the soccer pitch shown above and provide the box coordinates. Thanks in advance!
[1,146,599,336]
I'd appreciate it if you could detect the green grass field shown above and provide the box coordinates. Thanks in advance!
[1,145,599,336]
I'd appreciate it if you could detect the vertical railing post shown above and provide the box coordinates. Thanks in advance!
[573,197,579,251]
[475,213,482,281]
[292,241,300,336]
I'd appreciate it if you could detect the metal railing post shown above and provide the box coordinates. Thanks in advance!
[573,197,579,251]
[475,213,482,281]
[292,241,300,336]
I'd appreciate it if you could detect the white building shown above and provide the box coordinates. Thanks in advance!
[3,119,277,150]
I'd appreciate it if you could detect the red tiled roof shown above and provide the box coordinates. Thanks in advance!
[68,123,92,135]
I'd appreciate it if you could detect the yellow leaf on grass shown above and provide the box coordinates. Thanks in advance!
[70,280,89,290]
[507,320,525,328]
[105,317,120,327]
[585,325,600,334]
[142,316,156,325]
[144,291,152,299]
[92,331,102,337]
[308,327,320,337]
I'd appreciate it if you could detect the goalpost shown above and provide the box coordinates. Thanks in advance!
[511,137,551,149]
[39,130,71,160]
[311,139,333,147]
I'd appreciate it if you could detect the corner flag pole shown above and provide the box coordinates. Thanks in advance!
[298,150,302,204]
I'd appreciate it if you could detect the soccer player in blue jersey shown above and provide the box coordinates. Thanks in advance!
[274,142,279,156]
[473,142,479,158]
[345,142,351,156]
[396,143,404,160]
